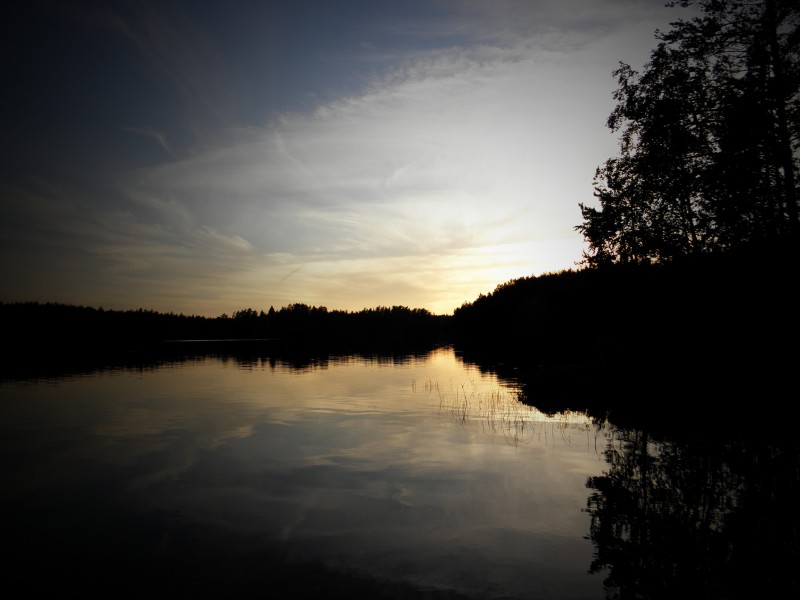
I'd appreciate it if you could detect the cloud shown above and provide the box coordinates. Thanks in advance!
[2,1,681,315]
[112,36,628,313]
[56,0,236,151]
[123,126,178,158]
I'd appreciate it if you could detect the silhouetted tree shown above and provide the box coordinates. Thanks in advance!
[578,0,799,265]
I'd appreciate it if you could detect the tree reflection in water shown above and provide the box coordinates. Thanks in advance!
[585,428,800,599]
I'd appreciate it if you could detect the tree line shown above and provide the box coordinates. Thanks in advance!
[0,301,451,357]
[223,303,450,345]
[578,0,799,265]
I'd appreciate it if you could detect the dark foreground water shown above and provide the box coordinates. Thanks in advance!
[2,346,797,598]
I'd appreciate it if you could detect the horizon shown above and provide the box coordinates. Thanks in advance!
[2,296,460,318]
[1,1,687,316]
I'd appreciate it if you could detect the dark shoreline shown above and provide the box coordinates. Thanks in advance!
[3,235,798,438]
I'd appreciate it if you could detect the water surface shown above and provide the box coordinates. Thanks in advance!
[2,347,609,599]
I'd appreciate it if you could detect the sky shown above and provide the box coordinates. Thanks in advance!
[1,0,691,316]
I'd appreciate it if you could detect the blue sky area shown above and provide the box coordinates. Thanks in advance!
[1,0,689,315]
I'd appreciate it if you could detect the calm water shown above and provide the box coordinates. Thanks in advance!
[2,346,797,598]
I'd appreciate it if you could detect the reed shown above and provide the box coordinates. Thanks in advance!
[419,378,607,447]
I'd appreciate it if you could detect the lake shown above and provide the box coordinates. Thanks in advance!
[2,345,797,598]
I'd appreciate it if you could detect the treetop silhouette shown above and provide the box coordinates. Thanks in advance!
[578,0,799,266]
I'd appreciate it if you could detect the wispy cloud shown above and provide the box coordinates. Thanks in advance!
[2,1,681,315]
[60,0,236,151]
[123,126,178,159]
[115,36,629,312]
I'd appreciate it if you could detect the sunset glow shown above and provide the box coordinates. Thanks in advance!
[1,1,684,315]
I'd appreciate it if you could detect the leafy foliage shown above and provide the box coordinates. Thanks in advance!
[578,0,800,265]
